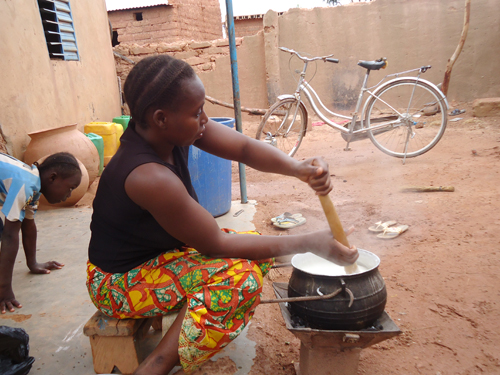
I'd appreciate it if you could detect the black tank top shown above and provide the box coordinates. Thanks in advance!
[88,123,198,273]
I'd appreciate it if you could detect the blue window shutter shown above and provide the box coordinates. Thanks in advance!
[54,0,79,60]
[38,0,79,61]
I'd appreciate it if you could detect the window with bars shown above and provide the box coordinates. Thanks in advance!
[37,0,79,61]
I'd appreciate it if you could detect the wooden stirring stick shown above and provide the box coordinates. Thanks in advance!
[318,194,359,274]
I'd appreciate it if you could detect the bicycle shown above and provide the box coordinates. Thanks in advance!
[255,47,449,162]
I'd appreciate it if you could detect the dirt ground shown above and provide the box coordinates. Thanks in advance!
[229,101,500,375]
[76,101,499,375]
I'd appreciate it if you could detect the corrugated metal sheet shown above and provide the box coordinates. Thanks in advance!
[106,0,170,12]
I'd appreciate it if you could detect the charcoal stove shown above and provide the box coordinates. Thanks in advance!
[272,282,401,375]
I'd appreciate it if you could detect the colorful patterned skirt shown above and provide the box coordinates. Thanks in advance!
[86,229,273,373]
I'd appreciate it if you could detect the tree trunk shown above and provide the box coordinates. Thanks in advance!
[205,95,266,115]
[441,0,471,96]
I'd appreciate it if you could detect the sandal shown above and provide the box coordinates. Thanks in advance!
[450,109,466,116]
[271,213,306,229]
[271,212,302,223]
[368,220,397,232]
[376,225,409,239]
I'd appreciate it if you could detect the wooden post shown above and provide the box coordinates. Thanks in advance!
[401,186,455,193]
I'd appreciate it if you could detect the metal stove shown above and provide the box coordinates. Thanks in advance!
[272,283,401,375]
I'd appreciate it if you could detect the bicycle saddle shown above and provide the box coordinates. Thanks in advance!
[357,58,387,71]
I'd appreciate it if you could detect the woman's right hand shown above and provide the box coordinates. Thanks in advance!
[309,229,359,266]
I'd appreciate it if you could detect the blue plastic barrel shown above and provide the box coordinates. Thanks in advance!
[188,117,235,217]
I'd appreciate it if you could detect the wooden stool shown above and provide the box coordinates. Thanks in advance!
[83,311,156,374]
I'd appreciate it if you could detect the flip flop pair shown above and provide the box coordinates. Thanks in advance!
[271,212,306,229]
[368,221,408,239]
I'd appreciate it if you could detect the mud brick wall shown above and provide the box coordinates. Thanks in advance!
[109,6,178,44]
[112,0,500,121]
[108,0,222,45]
[175,0,222,41]
[113,38,242,78]
[234,16,264,38]
[113,37,244,115]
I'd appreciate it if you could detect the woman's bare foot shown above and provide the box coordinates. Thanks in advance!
[133,304,187,375]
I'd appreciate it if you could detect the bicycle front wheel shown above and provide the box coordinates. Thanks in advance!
[256,98,307,157]
[364,79,447,158]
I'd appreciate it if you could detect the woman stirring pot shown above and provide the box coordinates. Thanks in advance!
[86,55,358,375]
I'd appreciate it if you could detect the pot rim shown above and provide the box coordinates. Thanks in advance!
[28,123,77,137]
[291,249,380,277]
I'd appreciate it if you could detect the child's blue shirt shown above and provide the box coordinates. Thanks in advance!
[0,153,41,222]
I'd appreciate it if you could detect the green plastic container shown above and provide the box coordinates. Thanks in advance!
[85,133,104,176]
[112,115,131,131]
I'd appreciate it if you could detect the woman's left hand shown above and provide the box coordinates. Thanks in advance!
[295,157,333,195]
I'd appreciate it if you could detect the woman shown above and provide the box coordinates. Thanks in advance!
[87,55,358,375]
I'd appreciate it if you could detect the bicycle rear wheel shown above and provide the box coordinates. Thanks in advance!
[256,98,307,157]
[364,78,447,158]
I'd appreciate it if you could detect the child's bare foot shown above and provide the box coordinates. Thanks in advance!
[28,261,64,274]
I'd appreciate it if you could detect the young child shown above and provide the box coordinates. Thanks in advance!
[0,152,82,314]
[87,55,358,375]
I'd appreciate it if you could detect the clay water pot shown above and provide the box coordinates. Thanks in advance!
[36,155,89,208]
[24,124,100,185]
[288,249,387,330]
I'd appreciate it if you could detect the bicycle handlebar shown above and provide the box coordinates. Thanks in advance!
[279,46,339,64]
[326,58,340,64]
[279,47,433,72]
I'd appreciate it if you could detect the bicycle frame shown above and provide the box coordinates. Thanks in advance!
[288,59,440,143]
[258,47,449,161]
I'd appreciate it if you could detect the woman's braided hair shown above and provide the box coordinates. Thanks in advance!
[34,152,81,179]
[124,55,196,129]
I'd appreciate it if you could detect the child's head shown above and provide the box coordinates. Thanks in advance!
[36,152,82,204]
[124,55,196,129]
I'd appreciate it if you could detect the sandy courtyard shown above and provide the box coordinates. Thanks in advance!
[2,100,497,375]
[229,100,500,375]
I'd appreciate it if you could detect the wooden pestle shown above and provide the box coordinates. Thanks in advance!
[318,194,358,274]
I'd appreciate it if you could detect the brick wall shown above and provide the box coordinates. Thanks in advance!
[109,6,178,44]
[111,0,500,117]
[234,17,263,38]
[112,33,266,121]
[113,37,243,109]
[175,0,222,41]
[108,0,222,45]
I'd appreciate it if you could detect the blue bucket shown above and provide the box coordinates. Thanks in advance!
[188,117,235,217]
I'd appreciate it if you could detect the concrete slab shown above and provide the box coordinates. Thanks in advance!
[215,199,258,231]
[0,207,96,374]
[0,201,260,375]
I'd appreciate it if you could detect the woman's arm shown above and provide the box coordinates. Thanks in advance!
[194,119,332,195]
[125,163,357,264]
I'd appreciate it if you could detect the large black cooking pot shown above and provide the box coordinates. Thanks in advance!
[288,249,386,330]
